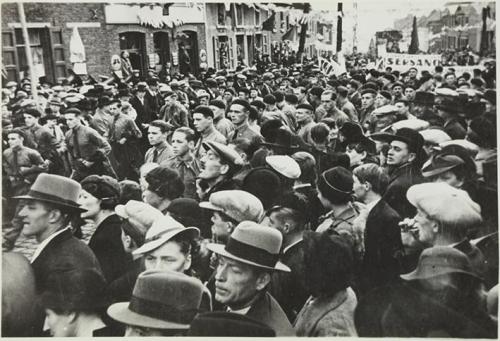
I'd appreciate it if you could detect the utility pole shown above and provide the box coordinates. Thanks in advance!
[336,2,343,52]
[17,3,39,106]
[353,2,358,53]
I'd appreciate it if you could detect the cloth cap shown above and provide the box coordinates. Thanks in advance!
[202,141,244,167]
[207,221,290,272]
[199,190,263,223]
[419,129,452,145]
[107,270,204,330]
[401,246,480,281]
[406,182,482,226]
[115,200,164,235]
[372,105,398,117]
[391,119,430,132]
[265,155,301,179]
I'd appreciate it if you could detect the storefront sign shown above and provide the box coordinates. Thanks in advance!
[380,53,441,71]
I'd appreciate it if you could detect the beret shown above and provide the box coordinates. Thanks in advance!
[407,182,482,226]
[230,98,251,111]
[378,90,392,100]
[209,99,226,109]
[205,78,217,88]
[193,105,214,118]
[361,88,377,96]
[23,108,42,118]
[263,94,276,105]
[265,155,301,179]
[296,103,314,111]
[196,90,210,98]
[391,81,404,89]
[64,107,82,115]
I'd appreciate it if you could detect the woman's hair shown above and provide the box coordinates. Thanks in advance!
[40,268,107,315]
[144,166,185,200]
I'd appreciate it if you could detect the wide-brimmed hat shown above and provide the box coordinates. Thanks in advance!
[260,129,300,153]
[133,215,200,255]
[370,127,424,154]
[199,190,263,223]
[187,312,275,337]
[421,154,465,178]
[107,270,204,330]
[412,91,435,106]
[14,174,85,212]
[401,246,480,281]
[207,221,290,272]
[97,96,120,109]
[339,122,365,143]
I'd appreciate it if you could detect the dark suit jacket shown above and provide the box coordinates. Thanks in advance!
[88,214,131,283]
[270,240,308,322]
[31,228,102,294]
[246,291,296,336]
[361,200,403,291]
[383,163,423,219]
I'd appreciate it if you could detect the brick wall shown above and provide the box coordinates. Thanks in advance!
[2,2,206,80]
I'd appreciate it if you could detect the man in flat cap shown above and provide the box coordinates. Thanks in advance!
[198,141,243,201]
[207,221,295,336]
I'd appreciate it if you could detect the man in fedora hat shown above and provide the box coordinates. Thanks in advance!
[207,221,295,336]
[435,98,467,140]
[371,128,425,219]
[108,270,205,336]
[14,174,102,293]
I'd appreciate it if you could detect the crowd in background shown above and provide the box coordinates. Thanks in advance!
[1,51,498,337]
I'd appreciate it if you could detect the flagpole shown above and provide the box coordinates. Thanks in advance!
[17,2,39,108]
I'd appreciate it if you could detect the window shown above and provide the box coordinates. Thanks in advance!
[217,3,226,26]
[2,31,18,81]
[255,9,261,26]
[119,32,147,75]
[235,5,244,26]
[15,28,47,80]
[153,32,170,67]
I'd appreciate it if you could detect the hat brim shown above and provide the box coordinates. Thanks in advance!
[133,227,200,256]
[198,201,223,212]
[13,194,86,212]
[260,142,300,151]
[400,268,480,281]
[107,302,189,330]
[422,163,461,178]
[114,205,127,219]
[206,243,290,272]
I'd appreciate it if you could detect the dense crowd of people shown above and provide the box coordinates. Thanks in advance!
[1,52,498,337]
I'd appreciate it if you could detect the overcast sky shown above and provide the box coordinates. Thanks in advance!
[309,0,485,52]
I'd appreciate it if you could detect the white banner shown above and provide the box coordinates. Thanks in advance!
[318,56,346,76]
[379,53,441,71]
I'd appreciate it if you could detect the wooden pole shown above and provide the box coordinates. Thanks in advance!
[17,3,39,108]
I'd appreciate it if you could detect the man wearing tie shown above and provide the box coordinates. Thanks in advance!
[144,120,173,165]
